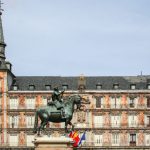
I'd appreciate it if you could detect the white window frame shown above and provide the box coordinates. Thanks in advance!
[9,98,18,109]
[145,134,150,146]
[25,97,35,109]
[94,134,103,146]
[94,116,103,127]
[111,97,120,108]
[130,84,136,90]
[111,116,120,127]
[42,98,47,106]
[9,134,18,146]
[129,115,137,127]
[9,116,19,128]
[26,135,34,146]
[112,133,120,146]
[26,116,35,128]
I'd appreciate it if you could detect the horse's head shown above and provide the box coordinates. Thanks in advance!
[70,95,82,110]
[69,94,90,110]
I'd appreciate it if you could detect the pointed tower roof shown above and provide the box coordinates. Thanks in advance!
[0,1,6,61]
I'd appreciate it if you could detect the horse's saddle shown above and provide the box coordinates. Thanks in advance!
[48,100,64,110]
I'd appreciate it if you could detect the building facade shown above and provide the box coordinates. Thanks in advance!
[0,11,150,150]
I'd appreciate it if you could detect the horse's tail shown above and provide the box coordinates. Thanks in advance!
[33,110,39,133]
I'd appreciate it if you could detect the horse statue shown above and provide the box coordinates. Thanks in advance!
[33,94,82,135]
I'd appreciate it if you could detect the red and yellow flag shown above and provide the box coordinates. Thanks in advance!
[69,131,80,147]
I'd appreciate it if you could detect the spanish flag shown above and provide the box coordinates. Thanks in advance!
[69,131,80,147]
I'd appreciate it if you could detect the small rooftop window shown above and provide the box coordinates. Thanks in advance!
[147,84,150,90]
[45,85,51,90]
[113,83,119,89]
[6,62,12,71]
[62,85,68,90]
[130,84,136,90]
[12,85,18,91]
[96,84,102,90]
[29,85,35,90]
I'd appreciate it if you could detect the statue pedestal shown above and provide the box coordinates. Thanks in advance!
[34,136,74,150]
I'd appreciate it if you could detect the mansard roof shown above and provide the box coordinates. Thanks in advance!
[10,75,150,91]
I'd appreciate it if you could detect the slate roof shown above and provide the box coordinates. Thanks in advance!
[10,75,150,91]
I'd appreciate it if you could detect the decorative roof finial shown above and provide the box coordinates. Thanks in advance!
[0,0,4,15]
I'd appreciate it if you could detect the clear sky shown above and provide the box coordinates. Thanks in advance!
[2,0,150,76]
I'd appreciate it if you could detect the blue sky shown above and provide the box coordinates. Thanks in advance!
[2,0,150,76]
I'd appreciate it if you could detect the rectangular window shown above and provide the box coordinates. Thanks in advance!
[129,99,135,108]
[111,116,120,127]
[62,85,68,90]
[147,84,150,90]
[25,97,35,109]
[96,84,102,90]
[29,85,35,90]
[94,134,103,146]
[111,97,120,108]
[130,84,136,90]
[45,85,51,90]
[145,134,150,146]
[9,98,18,109]
[147,116,150,127]
[27,135,34,146]
[96,97,102,108]
[42,98,47,106]
[9,134,18,146]
[112,133,119,146]
[130,134,136,146]
[113,84,119,90]
[9,116,19,128]
[26,116,35,128]
[13,85,18,91]
[129,115,137,127]
[147,98,150,108]
[94,116,103,127]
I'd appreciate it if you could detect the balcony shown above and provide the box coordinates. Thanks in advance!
[147,124,150,127]
[7,105,36,112]
[130,141,136,146]
[93,123,150,129]
[96,104,147,110]
[7,123,34,129]
[129,103,135,108]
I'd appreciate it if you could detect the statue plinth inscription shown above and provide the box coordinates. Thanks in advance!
[34,136,74,150]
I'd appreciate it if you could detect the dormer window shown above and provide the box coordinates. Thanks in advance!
[96,84,102,90]
[130,84,136,90]
[113,83,119,89]
[62,85,68,90]
[147,84,150,90]
[6,62,12,71]
[45,85,51,90]
[13,85,18,91]
[29,85,35,90]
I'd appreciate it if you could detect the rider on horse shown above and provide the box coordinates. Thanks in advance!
[48,87,65,118]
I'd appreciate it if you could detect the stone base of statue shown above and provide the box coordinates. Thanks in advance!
[34,136,74,150]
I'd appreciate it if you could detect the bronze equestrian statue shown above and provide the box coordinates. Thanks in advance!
[33,90,82,135]
[51,87,65,118]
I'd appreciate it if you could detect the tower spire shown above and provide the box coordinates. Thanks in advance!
[0,0,6,61]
